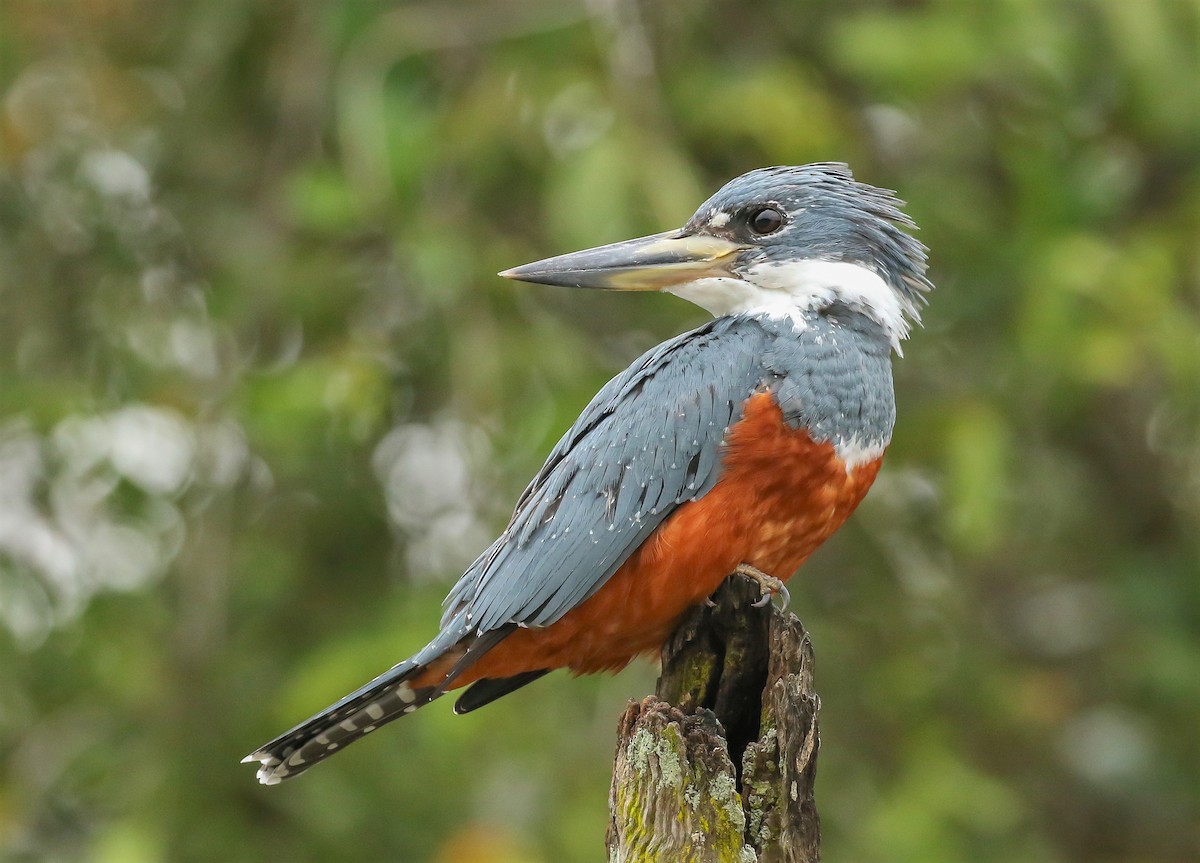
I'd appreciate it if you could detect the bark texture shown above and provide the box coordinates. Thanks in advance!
[607,576,821,863]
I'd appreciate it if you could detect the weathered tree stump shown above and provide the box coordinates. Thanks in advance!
[607,576,821,862]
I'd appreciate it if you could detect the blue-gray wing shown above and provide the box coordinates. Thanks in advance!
[440,317,771,633]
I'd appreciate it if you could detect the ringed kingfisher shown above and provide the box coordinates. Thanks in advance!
[245,163,933,784]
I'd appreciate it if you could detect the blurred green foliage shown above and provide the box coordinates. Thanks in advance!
[1,1,1197,861]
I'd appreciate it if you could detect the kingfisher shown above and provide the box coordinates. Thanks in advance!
[245,163,932,784]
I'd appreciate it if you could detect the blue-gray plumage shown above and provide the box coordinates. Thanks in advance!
[687,165,929,315]
[244,163,933,784]
[442,309,895,633]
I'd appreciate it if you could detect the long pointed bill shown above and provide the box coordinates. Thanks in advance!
[498,230,747,291]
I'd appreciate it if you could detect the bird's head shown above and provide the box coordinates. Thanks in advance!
[501,163,933,352]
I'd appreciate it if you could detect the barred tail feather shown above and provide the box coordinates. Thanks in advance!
[245,621,516,784]
[242,660,441,785]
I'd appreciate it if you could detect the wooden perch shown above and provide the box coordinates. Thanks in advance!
[607,576,821,863]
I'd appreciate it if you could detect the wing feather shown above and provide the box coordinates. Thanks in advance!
[443,318,770,633]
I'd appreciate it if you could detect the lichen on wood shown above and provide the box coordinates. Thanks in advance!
[606,699,756,863]
[607,576,821,863]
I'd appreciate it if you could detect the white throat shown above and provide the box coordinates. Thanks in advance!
[666,259,916,353]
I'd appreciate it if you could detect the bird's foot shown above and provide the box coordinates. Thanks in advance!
[734,563,791,610]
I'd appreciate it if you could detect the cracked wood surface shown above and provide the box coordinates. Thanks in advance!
[607,576,821,862]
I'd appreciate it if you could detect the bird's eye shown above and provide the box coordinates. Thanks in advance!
[748,206,784,235]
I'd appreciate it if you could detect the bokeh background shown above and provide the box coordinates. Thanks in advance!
[1,1,1197,861]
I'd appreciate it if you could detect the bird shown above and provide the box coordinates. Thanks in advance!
[244,162,933,784]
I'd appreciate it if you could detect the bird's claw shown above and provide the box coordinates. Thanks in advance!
[735,563,791,610]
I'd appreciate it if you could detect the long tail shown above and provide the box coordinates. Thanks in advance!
[243,624,516,784]
[242,657,443,785]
